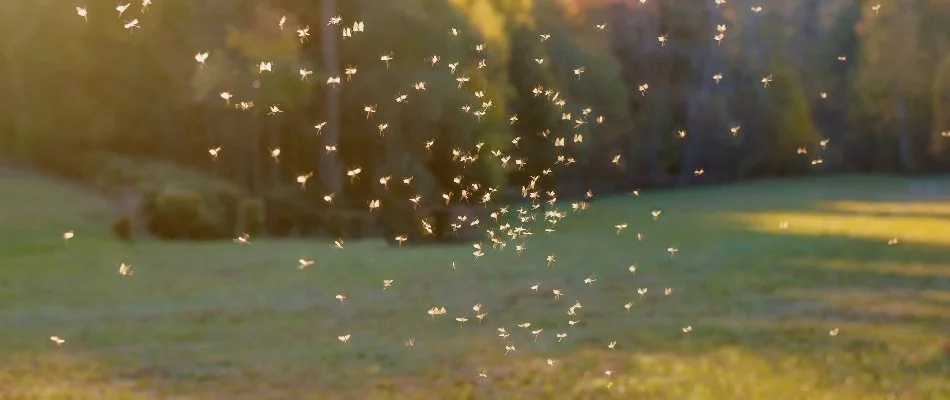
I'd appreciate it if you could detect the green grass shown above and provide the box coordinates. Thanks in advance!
[1,171,949,399]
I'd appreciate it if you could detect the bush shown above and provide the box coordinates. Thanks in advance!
[146,189,215,240]
[188,220,222,240]
[446,204,485,242]
[343,212,378,239]
[326,211,349,238]
[208,185,243,236]
[111,214,133,240]
[139,187,160,216]
[431,208,449,239]
[378,200,411,238]
[379,198,434,246]
[270,206,298,237]
[346,213,366,239]
[238,197,266,236]
[262,185,326,237]
[297,209,325,236]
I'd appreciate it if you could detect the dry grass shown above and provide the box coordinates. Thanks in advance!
[1,173,948,399]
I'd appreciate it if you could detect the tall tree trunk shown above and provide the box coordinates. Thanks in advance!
[678,4,721,184]
[226,109,241,185]
[636,6,665,184]
[267,118,280,192]
[6,16,41,158]
[235,108,261,193]
[895,98,913,172]
[10,60,28,156]
[679,83,711,183]
[319,0,344,196]
[203,104,220,178]
[249,116,263,194]
[265,117,282,237]
[608,2,665,185]
[646,80,669,183]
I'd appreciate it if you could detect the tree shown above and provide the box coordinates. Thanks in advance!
[929,55,950,166]
[319,0,345,198]
[853,0,929,172]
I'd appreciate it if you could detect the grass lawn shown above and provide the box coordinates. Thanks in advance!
[1,171,949,399]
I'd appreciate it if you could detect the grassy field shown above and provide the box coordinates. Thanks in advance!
[1,170,949,399]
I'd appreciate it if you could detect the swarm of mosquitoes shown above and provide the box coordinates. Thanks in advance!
[59,0,894,389]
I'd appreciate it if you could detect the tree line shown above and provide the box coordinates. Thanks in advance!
[0,0,946,241]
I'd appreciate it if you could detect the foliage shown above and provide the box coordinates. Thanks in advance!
[237,197,266,236]
[767,63,823,174]
[325,210,349,239]
[207,185,244,237]
[3,0,950,242]
[110,215,133,241]
[930,55,950,162]
[146,189,217,240]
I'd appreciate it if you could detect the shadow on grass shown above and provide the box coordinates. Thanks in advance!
[685,215,950,392]
[363,224,950,398]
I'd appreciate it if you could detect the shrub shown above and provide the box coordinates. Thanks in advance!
[270,206,298,237]
[379,199,433,246]
[139,187,160,216]
[326,211,349,238]
[409,208,434,242]
[111,214,133,240]
[188,221,222,240]
[431,208,450,239]
[447,204,485,242]
[208,185,243,236]
[238,197,266,236]
[378,200,409,237]
[297,209,325,236]
[346,213,366,239]
[146,189,213,240]
[343,212,379,239]
[262,185,323,237]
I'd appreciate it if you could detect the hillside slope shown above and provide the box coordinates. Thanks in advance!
[0,166,115,237]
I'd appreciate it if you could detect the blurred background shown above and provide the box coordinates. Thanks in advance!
[0,0,945,242]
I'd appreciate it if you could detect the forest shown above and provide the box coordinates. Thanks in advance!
[1,0,947,242]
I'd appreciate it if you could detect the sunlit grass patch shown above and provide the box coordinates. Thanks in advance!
[0,353,148,399]
[727,208,950,246]
[827,200,950,217]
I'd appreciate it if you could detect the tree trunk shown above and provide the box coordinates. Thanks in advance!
[267,117,280,191]
[895,98,913,172]
[226,109,241,185]
[319,0,344,196]
[607,2,665,185]
[678,5,721,184]
[235,108,261,193]
[249,116,263,194]
[203,104,220,178]
[646,88,667,183]
[679,85,710,183]
[10,60,28,156]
